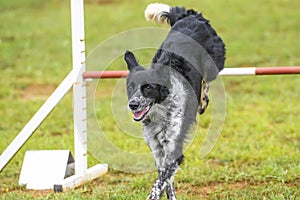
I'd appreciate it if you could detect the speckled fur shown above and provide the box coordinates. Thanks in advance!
[143,73,193,199]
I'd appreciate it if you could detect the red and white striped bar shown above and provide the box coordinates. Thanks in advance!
[83,70,129,79]
[219,66,300,76]
[82,66,300,79]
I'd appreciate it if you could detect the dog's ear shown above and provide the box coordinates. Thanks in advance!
[124,50,139,71]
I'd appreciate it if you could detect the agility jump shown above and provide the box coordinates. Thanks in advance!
[82,67,300,79]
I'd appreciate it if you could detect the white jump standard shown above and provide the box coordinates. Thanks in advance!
[0,0,108,191]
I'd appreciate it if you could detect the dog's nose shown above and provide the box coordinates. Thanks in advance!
[128,101,139,110]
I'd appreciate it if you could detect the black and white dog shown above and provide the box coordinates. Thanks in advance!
[124,3,225,200]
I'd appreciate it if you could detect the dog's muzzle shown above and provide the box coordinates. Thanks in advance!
[128,100,153,122]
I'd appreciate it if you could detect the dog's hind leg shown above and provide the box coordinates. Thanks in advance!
[198,80,210,114]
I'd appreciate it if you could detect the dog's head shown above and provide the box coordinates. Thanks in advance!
[124,50,170,122]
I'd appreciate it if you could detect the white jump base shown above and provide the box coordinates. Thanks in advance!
[54,163,108,192]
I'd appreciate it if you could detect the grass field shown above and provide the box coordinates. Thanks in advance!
[0,0,300,199]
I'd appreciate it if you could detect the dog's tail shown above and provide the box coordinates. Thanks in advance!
[145,3,198,26]
[144,3,171,25]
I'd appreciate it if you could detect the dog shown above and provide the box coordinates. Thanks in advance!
[124,3,225,200]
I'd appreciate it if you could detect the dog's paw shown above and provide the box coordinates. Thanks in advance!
[198,80,210,115]
[146,194,159,200]
[146,180,165,200]
[198,95,209,114]
[147,189,161,200]
[166,183,177,200]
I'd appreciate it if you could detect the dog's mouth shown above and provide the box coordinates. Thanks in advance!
[132,103,153,121]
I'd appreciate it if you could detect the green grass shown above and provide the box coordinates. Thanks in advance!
[0,0,299,199]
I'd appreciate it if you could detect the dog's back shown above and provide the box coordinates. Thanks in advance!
[146,5,225,71]
[146,4,225,107]
[163,7,225,71]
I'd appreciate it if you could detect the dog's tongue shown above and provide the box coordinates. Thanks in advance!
[133,105,150,120]
[133,110,146,120]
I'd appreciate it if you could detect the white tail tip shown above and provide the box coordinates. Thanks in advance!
[144,3,171,25]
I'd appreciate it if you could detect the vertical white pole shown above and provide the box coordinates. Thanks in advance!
[71,0,87,175]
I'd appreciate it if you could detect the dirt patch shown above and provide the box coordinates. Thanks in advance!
[26,189,53,198]
[20,84,56,100]
[177,180,266,198]
[201,181,250,197]
[86,0,115,5]
[0,188,53,198]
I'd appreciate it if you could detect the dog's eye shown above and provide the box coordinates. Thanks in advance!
[141,84,156,97]
[142,84,152,92]
[127,82,135,92]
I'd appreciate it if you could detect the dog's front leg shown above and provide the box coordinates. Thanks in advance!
[145,137,166,200]
[146,174,167,200]
[147,168,171,200]
[164,154,183,200]
[147,154,183,200]
[146,152,166,200]
[165,175,176,200]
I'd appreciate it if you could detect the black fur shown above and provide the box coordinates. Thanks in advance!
[153,7,225,103]
[141,84,170,104]
[124,50,139,71]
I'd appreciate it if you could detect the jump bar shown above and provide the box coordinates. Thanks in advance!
[82,66,300,79]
